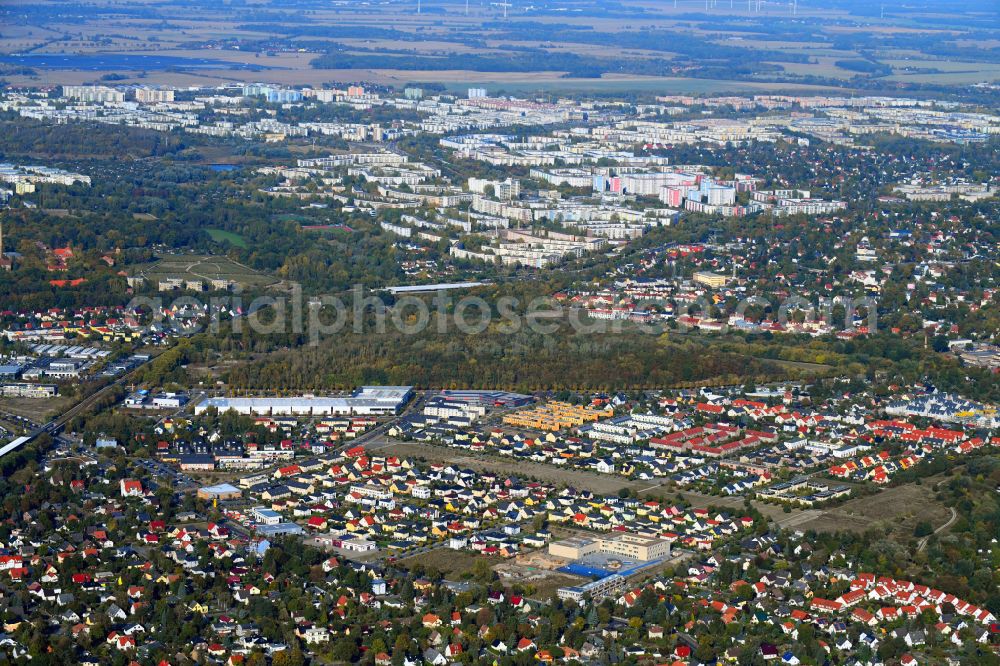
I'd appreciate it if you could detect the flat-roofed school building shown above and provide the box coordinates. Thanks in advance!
[549,532,672,562]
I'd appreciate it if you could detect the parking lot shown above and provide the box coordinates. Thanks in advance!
[137,458,197,490]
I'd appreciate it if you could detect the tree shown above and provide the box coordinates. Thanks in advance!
[470,557,496,583]
[331,639,356,663]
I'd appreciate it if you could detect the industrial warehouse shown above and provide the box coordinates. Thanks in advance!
[194,386,413,416]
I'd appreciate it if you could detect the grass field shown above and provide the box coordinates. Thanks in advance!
[764,358,836,374]
[793,477,952,537]
[206,228,249,249]
[397,548,502,577]
[882,59,1000,84]
[0,395,77,423]
[769,59,861,80]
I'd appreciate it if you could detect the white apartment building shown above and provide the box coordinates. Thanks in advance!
[62,85,125,103]
[135,88,175,103]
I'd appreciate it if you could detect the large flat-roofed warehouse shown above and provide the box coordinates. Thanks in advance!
[549,532,672,562]
[195,386,413,416]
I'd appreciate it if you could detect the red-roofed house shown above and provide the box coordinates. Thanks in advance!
[120,479,144,497]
